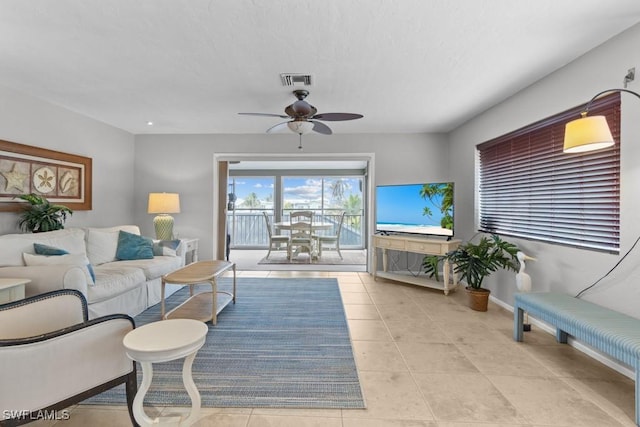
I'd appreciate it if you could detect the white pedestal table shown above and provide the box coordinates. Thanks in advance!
[123,319,209,427]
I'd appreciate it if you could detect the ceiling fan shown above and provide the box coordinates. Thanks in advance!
[238,89,364,136]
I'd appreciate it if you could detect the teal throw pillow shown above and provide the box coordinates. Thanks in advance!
[116,231,154,260]
[152,239,181,256]
[34,243,69,256]
[33,243,96,283]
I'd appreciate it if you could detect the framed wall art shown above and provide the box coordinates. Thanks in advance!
[0,139,92,212]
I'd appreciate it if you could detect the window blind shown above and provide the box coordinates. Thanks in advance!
[477,93,621,253]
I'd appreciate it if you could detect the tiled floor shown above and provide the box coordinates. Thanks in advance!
[34,270,636,426]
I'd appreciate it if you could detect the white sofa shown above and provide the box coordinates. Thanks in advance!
[0,226,185,319]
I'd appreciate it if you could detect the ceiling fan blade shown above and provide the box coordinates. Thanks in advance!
[266,121,290,134]
[311,120,332,135]
[311,112,364,121]
[238,112,289,118]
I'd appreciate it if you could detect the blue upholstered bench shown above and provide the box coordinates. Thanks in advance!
[514,292,640,426]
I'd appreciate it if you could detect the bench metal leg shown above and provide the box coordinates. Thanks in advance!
[556,329,568,344]
[514,306,524,342]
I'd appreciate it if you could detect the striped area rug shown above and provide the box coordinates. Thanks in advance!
[85,277,365,409]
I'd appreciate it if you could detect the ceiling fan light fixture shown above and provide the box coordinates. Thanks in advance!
[287,120,314,135]
[239,89,363,135]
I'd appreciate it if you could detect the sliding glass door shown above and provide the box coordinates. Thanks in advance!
[282,176,363,248]
[227,176,275,247]
[228,173,365,249]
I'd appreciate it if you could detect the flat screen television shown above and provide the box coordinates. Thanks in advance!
[375,182,454,238]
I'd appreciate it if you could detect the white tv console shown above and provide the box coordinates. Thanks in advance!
[372,234,461,295]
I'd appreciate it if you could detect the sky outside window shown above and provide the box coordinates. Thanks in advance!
[230,176,363,212]
[230,177,274,209]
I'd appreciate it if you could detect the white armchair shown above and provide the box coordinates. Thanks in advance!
[0,290,138,426]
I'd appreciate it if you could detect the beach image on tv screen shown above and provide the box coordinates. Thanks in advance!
[376,182,454,236]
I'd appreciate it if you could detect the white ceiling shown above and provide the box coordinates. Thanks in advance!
[2,1,640,135]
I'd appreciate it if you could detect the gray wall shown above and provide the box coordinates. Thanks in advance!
[0,85,136,234]
[133,133,451,261]
[449,23,640,318]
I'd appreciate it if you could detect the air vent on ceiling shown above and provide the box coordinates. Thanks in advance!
[280,73,313,87]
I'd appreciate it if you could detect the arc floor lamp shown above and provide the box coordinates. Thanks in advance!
[564,88,640,153]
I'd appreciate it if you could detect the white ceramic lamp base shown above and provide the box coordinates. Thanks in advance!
[154,214,174,240]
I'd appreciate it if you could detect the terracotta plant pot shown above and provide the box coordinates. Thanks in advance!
[466,287,490,312]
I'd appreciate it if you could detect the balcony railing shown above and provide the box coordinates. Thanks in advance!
[227,211,364,249]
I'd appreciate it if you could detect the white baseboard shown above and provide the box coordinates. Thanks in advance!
[489,294,635,380]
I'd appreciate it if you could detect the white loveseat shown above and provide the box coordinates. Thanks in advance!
[0,226,184,319]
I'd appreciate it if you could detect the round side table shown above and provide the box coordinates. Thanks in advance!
[123,319,208,427]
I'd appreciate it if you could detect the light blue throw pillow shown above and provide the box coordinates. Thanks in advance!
[34,243,69,256]
[33,243,96,283]
[152,239,181,256]
[116,231,154,260]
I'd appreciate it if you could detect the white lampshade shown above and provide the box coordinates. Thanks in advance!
[287,120,314,135]
[563,115,615,153]
[148,193,181,214]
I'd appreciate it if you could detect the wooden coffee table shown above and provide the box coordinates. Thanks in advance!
[161,260,236,325]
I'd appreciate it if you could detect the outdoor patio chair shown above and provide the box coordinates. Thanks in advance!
[263,211,289,259]
[288,210,314,263]
[316,211,345,259]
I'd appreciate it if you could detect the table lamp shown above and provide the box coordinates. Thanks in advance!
[148,193,180,240]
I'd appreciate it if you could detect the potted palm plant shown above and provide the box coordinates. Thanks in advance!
[423,234,519,311]
[16,193,73,233]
